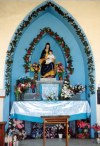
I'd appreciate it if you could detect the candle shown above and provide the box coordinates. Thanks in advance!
[9,136,13,146]
[5,135,8,146]
[16,141,19,146]
[13,135,17,146]
[8,135,10,146]
[13,142,16,146]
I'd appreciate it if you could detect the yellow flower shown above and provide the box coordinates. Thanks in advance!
[30,64,35,72]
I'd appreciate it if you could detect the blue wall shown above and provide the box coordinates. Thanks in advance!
[10,12,86,102]
[4,1,96,137]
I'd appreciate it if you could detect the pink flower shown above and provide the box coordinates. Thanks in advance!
[13,119,24,129]
[77,120,90,129]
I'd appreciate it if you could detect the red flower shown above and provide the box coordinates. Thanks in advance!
[65,49,70,54]
[91,124,100,131]
[77,120,90,129]
[66,53,70,58]
[67,64,71,68]
[37,34,42,40]
[27,50,31,55]
[34,38,37,43]
[61,42,65,48]
[76,133,85,139]
[55,36,60,40]
[48,31,54,36]
[31,84,36,89]
[56,62,64,73]
[40,31,44,35]
[25,66,29,73]
[25,56,29,62]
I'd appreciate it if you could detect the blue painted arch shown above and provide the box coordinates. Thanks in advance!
[23,27,74,77]
[4,0,96,137]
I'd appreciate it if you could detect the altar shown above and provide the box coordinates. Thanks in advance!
[36,78,63,100]
[10,101,91,122]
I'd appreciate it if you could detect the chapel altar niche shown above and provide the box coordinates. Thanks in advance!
[5,0,96,138]
[35,42,64,100]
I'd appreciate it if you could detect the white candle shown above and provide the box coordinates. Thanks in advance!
[16,141,19,146]
[5,135,8,143]
[13,142,16,146]
[9,136,12,142]
[13,135,17,146]
[9,136,13,146]
[8,135,10,146]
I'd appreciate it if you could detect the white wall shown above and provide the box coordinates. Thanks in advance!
[0,99,3,121]
[0,0,100,122]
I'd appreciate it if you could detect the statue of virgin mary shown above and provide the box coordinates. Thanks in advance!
[39,43,56,78]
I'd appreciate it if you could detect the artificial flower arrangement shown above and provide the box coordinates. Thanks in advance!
[71,84,85,94]
[30,62,40,80]
[56,62,64,80]
[46,92,58,101]
[6,118,26,141]
[76,121,100,141]
[31,123,65,139]
[60,80,85,100]
[76,120,90,139]
[56,124,64,133]
[91,123,100,132]
[91,124,100,144]
[60,80,73,100]
[6,118,82,140]
[15,77,36,101]
[30,62,40,73]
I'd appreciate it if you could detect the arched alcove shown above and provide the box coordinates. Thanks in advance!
[4,0,96,137]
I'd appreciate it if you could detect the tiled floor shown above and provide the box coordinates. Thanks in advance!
[19,138,99,146]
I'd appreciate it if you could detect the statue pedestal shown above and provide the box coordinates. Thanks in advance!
[36,78,63,100]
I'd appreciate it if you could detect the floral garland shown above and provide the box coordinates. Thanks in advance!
[23,27,74,78]
[5,1,95,95]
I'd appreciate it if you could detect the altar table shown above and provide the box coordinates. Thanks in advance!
[10,101,91,122]
[42,116,70,146]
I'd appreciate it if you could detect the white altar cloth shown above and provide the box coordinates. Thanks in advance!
[10,101,91,122]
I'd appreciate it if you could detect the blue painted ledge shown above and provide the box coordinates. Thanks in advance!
[10,113,90,123]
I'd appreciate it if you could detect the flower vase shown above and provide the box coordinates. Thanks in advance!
[96,131,100,144]
[96,138,100,144]
[58,134,63,139]
[59,76,63,80]
[97,131,100,138]
[16,97,19,101]
[34,72,38,80]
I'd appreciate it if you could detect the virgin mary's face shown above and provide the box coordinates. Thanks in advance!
[45,44,50,52]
